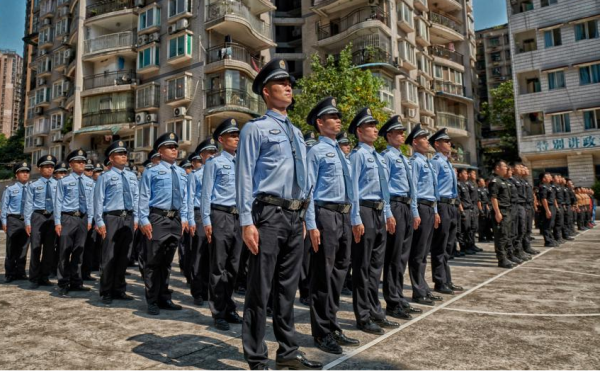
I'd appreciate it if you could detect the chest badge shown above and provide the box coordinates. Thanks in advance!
[367,158,375,163]
[269,129,281,135]
[326,153,335,158]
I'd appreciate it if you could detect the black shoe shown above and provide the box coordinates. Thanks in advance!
[57,287,69,296]
[299,296,311,306]
[101,295,113,304]
[386,306,412,320]
[524,248,539,255]
[516,253,532,261]
[498,259,515,269]
[214,318,230,331]
[147,303,160,315]
[69,285,91,292]
[402,304,422,313]
[473,246,483,252]
[39,279,53,286]
[332,330,360,346]
[16,274,28,280]
[82,275,96,281]
[413,296,434,306]
[427,292,443,301]
[464,248,476,255]
[276,353,323,370]
[29,282,40,289]
[193,296,204,306]
[314,334,342,355]
[357,319,384,335]
[341,287,352,296]
[235,286,246,295]
[434,284,454,295]
[225,311,243,324]
[4,276,14,283]
[508,255,523,264]
[544,242,556,247]
[459,250,466,256]
[373,317,400,328]
[113,292,134,300]
[158,300,182,310]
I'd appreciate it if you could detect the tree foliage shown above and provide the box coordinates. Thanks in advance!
[0,128,28,179]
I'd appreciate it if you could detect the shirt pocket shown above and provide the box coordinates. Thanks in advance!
[321,157,341,177]
[154,174,171,189]
[264,135,288,156]
[365,160,378,181]
[217,169,232,186]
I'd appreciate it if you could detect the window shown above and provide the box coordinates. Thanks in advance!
[579,63,600,85]
[55,18,69,36]
[32,150,42,166]
[53,50,66,67]
[135,125,158,148]
[139,7,160,31]
[166,75,191,101]
[544,28,562,48]
[136,84,160,109]
[547,71,565,90]
[489,37,500,47]
[52,81,64,98]
[540,0,557,6]
[421,92,434,112]
[417,54,431,76]
[491,52,501,62]
[36,87,51,104]
[525,78,541,93]
[168,0,190,18]
[51,113,63,130]
[551,113,570,133]
[373,73,394,110]
[400,80,418,104]
[434,64,442,79]
[575,21,598,41]
[168,33,192,59]
[27,96,36,119]
[416,19,429,42]
[398,2,414,29]
[137,45,160,69]
[399,41,416,66]
[39,27,53,44]
[50,145,63,160]
[584,109,600,130]
[166,119,192,142]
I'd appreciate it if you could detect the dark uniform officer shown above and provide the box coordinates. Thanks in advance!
[477,180,492,242]
[54,149,95,295]
[505,170,523,264]
[466,175,481,254]
[24,155,57,288]
[84,159,94,177]
[458,170,474,254]
[522,174,538,254]
[488,162,515,268]
[2,162,32,282]
[94,141,139,304]
[508,171,531,262]
[538,173,558,247]
[138,132,189,315]
[552,178,566,244]
[237,59,321,370]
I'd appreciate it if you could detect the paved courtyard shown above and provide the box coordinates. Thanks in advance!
[1,228,599,370]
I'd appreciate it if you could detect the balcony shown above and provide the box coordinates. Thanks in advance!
[414,0,429,12]
[205,88,266,119]
[86,0,136,21]
[82,70,137,96]
[316,6,390,49]
[350,47,402,75]
[205,42,264,77]
[205,1,276,51]
[242,0,277,15]
[136,84,161,112]
[66,57,77,78]
[437,112,466,130]
[434,81,472,102]
[83,31,136,60]
[82,109,135,128]
[430,45,464,66]
[429,11,464,44]
[33,121,50,136]
[310,0,365,17]
[434,0,463,13]
[450,149,471,165]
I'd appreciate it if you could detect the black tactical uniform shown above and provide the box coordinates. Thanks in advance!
[538,183,557,246]
[488,176,514,268]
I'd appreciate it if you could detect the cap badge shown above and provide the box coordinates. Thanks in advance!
[367,108,372,115]
[22,162,27,167]
[231,119,237,125]
[343,132,347,138]
[119,141,124,146]
[47,155,52,160]
[310,132,315,139]
[210,139,215,144]
[169,133,175,139]
[78,150,83,155]
[331,98,337,107]
[279,60,286,69]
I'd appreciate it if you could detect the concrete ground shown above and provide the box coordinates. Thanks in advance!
[1,227,599,370]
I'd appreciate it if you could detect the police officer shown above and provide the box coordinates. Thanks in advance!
[92,164,104,181]
[84,159,94,178]
[103,158,112,171]
[237,59,321,370]
[379,115,420,320]
[407,124,441,306]
[149,149,161,166]
[138,132,189,315]
[430,128,463,295]
[508,166,531,263]
[24,155,57,289]
[477,178,492,242]
[457,169,474,255]
[566,178,578,237]
[489,161,515,268]
[348,107,398,335]
[305,97,359,354]
[54,162,69,179]
[54,149,95,296]
[468,170,482,253]
[94,141,139,304]
[515,165,538,255]
[539,172,558,247]
[51,161,69,277]
[2,162,31,283]
[179,159,192,174]
[188,138,218,306]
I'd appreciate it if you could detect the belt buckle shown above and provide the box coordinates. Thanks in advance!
[232,207,239,215]
[166,210,176,218]
[290,200,301,210]
[120,210,127,218]
[74,211,81,217]
[43,211,51,216]
[342,204,351,214]
[376,202,384,211]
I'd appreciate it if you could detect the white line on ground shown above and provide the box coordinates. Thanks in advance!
[439,307,600,317]
[518,267,600,278]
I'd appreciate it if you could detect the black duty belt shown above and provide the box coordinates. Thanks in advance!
[461,206,473,210]
[417,200,436,207]
[211,204,239,215]
[62,211,86,218]
[8,214,24,221]
[256,194,303,211]
[33,210,52,216]
[150,207,179,218]
[439,197,458,205]
[359,200,384,211]
[194,207,201,211]
[390,196,411,205]
[315,201,351,214]
[104,210,133,217]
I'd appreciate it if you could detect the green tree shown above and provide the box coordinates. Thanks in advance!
[0,128,27,179]
[289,45,394,152]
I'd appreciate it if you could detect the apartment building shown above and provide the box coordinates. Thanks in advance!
[21,0,275,167]
[0,50,23,137]
[508,0,600,185]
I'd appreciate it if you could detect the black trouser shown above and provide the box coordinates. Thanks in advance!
[383,201,413,310]
[513,205,527,255]
[409,204,434,299]
[190,209,209,300]
[57,214,87,288]
[82,221,101,277]
[309,207,351,339]
[566,207,575,234]
[208,209,242,319]
[242,202,303,369]
[509,204,519,254]
[492,208,511,261]
[100,213,134,297]
[178,230,191,283]
[134,229,145,277]
[541,205,556,244]
[236,246,250,290]
[299,234,311,299]
[458,208,473,251]
[28,212,55,283]
[431,203,457,286]
[141,213,181,305]
[525,205,534,241]
[352,205,386,325]
[5,216,29,279]
[472,208,479,242]
[479,206,491,241]
[553,205,565,241]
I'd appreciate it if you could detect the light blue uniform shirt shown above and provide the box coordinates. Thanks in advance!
[93,167,140,228]
[430,152,457,199]
[305,136,351,231]
[410,152,438,218]
[201,151,236,226]
[187,166,204,227]
[24,177,57,227]
[236,110,307,227]
[54,173,95,225]
[349,142,392,226]
[138,161,189,226]
[1,182,28,225]
[381,145,415,198]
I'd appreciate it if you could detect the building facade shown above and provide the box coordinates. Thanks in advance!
[508,0,600,186]
[0,50,23,138]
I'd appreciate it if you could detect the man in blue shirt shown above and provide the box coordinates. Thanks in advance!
[24,155,57,289]
[201,118,243,331]
[138,132,189,315]
[2,162,31,283]
[54,149,95,296]
[348,108,398,335]
[305,97,360,355]
[379,116,421,320]
[94,141,139,304]
[237,59,321,370]
[406,124,441,306]
[429,129,463,296]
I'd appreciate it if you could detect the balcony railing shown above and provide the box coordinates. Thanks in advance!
[350,48,397,68]
[86,0,135,19]
[84,31,135,55]
[206,88,266,114]
[206,1,272,40]
[437,112,467,130]
[434,80,466,96]
[429,11,462,34]
[207,43,264,70]
[450,150,470,164]
[82,109,135,127]
[430,45,464,65]
[317,6,389,41]
[136,85,161,110]
[33,121,50,135]
[84,70,136,90]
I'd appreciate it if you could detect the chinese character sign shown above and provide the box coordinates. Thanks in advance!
[535,134,600,152]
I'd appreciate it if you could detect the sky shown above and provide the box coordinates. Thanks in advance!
[0,0,508,57]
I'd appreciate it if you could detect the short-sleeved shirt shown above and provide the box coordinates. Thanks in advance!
[488,175,511,208]
[538,183,556,204]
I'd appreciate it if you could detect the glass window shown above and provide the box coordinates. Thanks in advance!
[168,34,191,59]
[575,20,598,41]
[398,2,414,28]
[544,28,562,48]
[51,113,63,130]
[551,113,570,133]
[167,76,190,101]
[52,81,64,98]
[135,125,158,148]
[138,45,159,69]
[139,7,160,30]
[166,119,191,142]
[540,0,557,6]
[547,71,565,90]
[579,64,600,85]
[584,109,600,130]
[168,0,189,18]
